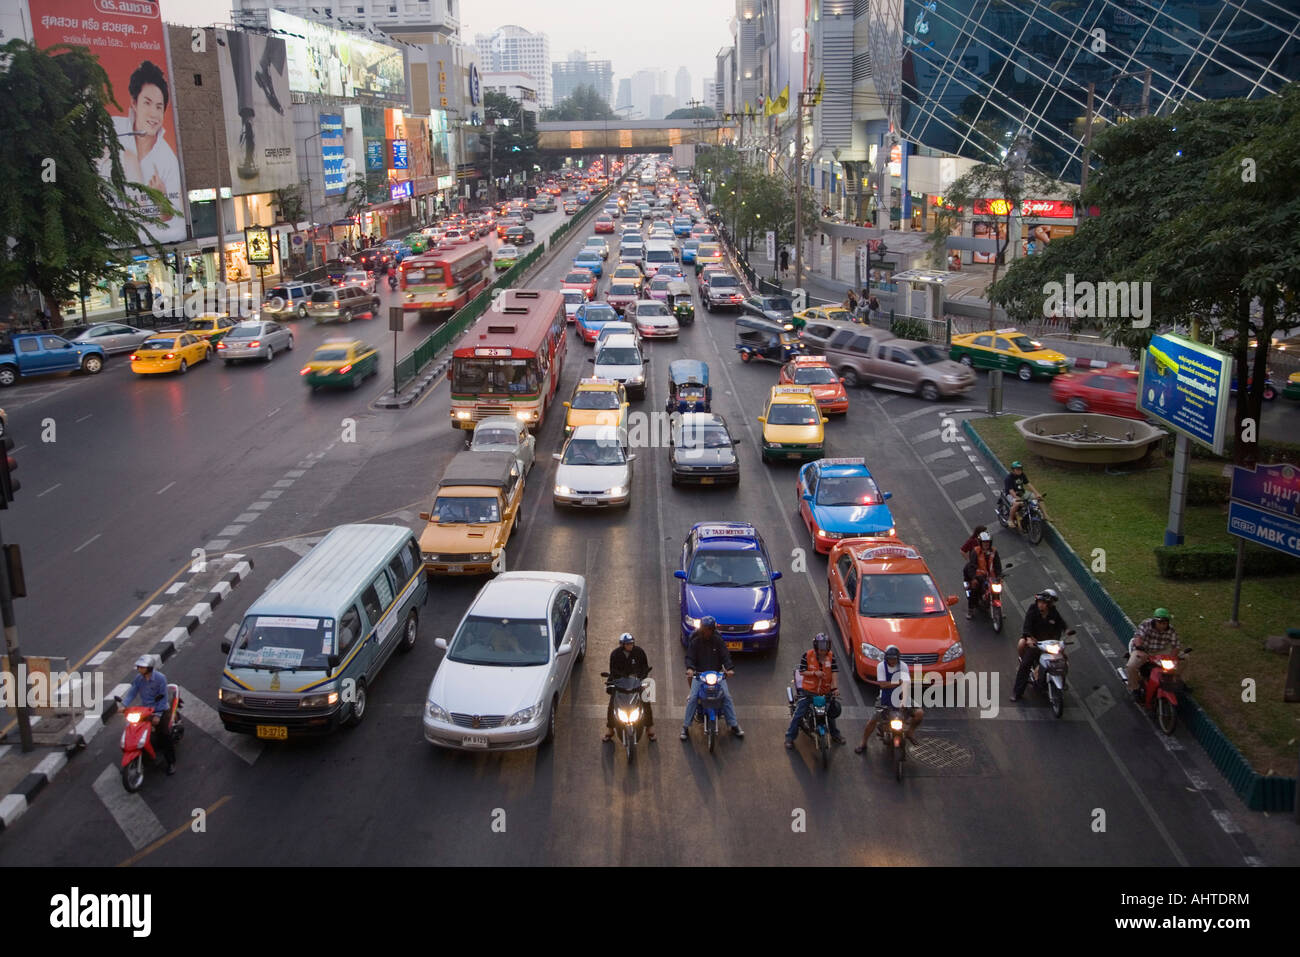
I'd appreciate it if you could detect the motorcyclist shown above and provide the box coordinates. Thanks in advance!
[1004,461,1043,530]
[1126,608,1181,700]
[958,524,989,563]
[1010,589,1069,702]
[120,654,175,775]
[855,644,923,752]
[604,632,654,742]
[962,531,1003,620]
[784,633,846,749]
[388,269,398,289]
[682,616,744,740]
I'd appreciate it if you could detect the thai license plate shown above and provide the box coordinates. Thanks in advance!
[582,497,598,506]
[787,452,803,460]
[447,565,463,574]
[725,641,743,651]
[461,736,489,749]
[699,477,714,484]
[256,725,288,740]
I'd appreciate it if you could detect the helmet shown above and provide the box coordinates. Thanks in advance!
[618,632,635,645]
[1153,608,1171,622]
[1011,460,1023,469]
[884,644,901,662]
[698,616,716,631]
[812,632,830,653]
[134,655,154,670]
[1036,589,1058,603]
[978,531,992,543]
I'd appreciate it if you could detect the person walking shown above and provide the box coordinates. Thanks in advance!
[844,289,858,315]
[779,246,789,276]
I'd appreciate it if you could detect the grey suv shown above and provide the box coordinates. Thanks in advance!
[822,330,975,400]
[262,283,317,320]
[306,284,380,323]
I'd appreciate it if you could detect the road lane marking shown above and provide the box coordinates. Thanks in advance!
[234,513,259,524]
[893,405,943,423]
[261,490,283,499]
[938,469,970,485]
[205,539,230,551]
[914,429,941,442]
[174,685,264,765]
[93,764,166,851]
[266,407,280,418]
[138,605,162,619]
[955,493,987,511]
[248,501,271,511]
[284,469,305,478]
[37,483,61,497]
[117,625,140,638]
[922,448,954,463]
[273,479,293,488]
[156,481,176,494]
[75,414,93,423]
[165,582,185,595]
[218,525,245,537]
[118,795,232,867]
[73,534,101,553]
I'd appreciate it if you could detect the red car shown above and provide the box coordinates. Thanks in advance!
[1049,367,1144,419]
[562,269,598,300]
[605,282,639,314]
[779,356,850,414]
[594,215,615,234]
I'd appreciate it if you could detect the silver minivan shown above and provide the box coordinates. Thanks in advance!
[217,524,427,738]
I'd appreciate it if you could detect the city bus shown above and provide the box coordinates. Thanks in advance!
[449,289,567,431]
[399,243,492,321]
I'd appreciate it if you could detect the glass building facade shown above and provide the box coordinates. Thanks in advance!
[898,0,1300,183]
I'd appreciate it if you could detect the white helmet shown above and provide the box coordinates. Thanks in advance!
[978,531,992,543]
[134,655,155,670]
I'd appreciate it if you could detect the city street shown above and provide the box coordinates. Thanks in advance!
[0,202,1274,867]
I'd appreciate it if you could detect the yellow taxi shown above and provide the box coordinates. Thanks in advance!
[129,332,213,375]
[757,384,828,462]
[794,306,852,326]
[562,377,629,439]
[948,327,1069,381]
[180,313,239,345]
[299,338,379,391]
[610,263,644,292]
[693,243,724,275]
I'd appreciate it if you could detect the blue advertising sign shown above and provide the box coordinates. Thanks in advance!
[365,140,385,172]
[389,180,412,201]
[1231,463,1300,518]
[319,113,347,197]
[392,139,408,169]
[1228,502,1300,559]
[1137,333,1231,455]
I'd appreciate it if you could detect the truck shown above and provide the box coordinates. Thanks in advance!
[671,143,696,170]
[0,332,106,387]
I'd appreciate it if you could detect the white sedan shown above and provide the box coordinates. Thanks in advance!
[553,425,635,507]
[468,415,536,475]
[423,572,588,750]
[628,300,680,339]
[343,270,375,293]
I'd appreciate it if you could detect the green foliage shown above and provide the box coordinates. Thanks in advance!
[1153,543,1300,579]
[665,106,715,120]
[483,90,547,179]
[541,84,614,122]
[889,317,931,341]
[711,157,817,251]
[0,40,172,318]
[270,185,306,223]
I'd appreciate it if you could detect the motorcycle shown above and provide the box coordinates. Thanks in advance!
[116,686,184,792]
[602,666,651,762]
[387,272,398,290]
[996,492,1046,545]
[875,707,908,781]
[1131,645,1192,734]
[965,563,1012,632]
[691,670,728,753]
[786,679,835,768]
[1023,631,1075,718]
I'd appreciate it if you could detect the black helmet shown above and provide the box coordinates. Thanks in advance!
[812,632,830,653]
[884,644,901,662]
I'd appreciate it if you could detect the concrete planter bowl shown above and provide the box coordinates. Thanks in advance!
[1015,413,1167,465]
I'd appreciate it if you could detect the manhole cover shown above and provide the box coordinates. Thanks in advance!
[877,726,995,777]
[909,735,974,770]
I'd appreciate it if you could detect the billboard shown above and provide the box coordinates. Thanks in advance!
[216,30,296,196]
[1137,333,1231,454]
[269,10,406,103]
[319,113,347,196]
[32,0,185,244]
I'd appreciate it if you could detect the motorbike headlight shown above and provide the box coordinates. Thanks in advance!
[426,701,450,723]
[703,673,719,686]
[217,688,243,707]
[752,619,775,631]
[860,643,884,661]
[990,581,1002,593]
[889,718,904,731]
[125,711,143,724]
[505,702,544,726]
[300,692,339,708]
[1159,658,1176,671]
[941,642,964,663]
[617,707,641,724]
[1039,641,1062,656]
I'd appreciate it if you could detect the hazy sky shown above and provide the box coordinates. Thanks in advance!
[159,0,735,99]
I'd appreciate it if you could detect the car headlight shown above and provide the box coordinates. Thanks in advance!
[752,619,776,631]
[423,552,440,563]
[1036,359,1055,366]
[299,692,339,708]
[427,701,450,722]
[218,688,244,707]
[606,486,627,496]
[943,374,963,383]
[683,615,702,629]
[860,642,884,661]
[505,702,544,726]
[456,411,471,419]
[941,642,964,663]
[555,485,572,496]
[616,707,641,724]
[628,375,644,385]
[468,553,491,563]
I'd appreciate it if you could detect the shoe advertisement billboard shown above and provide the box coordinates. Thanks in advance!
[216,29,296,197]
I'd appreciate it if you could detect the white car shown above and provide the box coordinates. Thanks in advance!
[583,237,610,260]
[443,228,469,245]
[552,425,635,508]
[343,270,375,293]
[467,415,536,475]
[562,289,586,321]
[423,572,588,751]
[628,300,679,339]
[594,321,639,347]
[590,333,648,398]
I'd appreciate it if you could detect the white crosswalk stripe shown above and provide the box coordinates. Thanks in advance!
[92,764,166,851]
[174,685,264,765]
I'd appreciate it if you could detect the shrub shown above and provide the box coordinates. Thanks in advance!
[1154,543,1300,579]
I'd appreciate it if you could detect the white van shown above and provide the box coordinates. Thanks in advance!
[642,241,675,278]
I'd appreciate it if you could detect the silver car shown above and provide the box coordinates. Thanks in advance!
[468,415,536,475]
[64,322,152,355]
[423,572,588,750]
[217,320,294,364]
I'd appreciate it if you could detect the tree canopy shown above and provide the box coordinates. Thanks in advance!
[665,106,715,120]
[541,84,614,122]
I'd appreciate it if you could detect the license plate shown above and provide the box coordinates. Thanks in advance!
[725,641,743,651]
[256,725,288,740]
[447,565,463,573]
[788,452,803,460]
[699,477,714,484]
[461,735,489,748]
[582,497,598,506]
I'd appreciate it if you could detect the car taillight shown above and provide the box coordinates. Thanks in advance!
[339,364,353,374]
[216,341,226,349]
[129,354,138,361]
[333,301,340,307]
[248,341,260,348]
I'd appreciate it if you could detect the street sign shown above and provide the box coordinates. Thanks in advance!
[389,306,405,332]
[857,244,868,277]
[1228,501,1300,559]
[765,231,776,263]
[1137,333,1231,455]
[1231,463,1300,518]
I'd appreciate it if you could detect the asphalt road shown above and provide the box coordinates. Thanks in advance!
[0,199,1275,866]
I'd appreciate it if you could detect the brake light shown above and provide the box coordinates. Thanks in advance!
[165,353,175,360]
[339,364,353,374]
[333,301,340,307]
[300,367,311,375]
[216,341,227,349]
[129,354,138,361]
[248,341,260,348]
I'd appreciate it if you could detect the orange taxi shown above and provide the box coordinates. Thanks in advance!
[827,538,964,681]
[779,355,849,414]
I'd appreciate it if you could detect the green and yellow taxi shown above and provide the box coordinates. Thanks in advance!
[1284,371,1300,401]
[494,244,521,271]
[300,338,379,391]
[948,328,1069,380]
[757,384,828,463]
[793,306,852,328]
[181,313,238,346]
[562,377,629,438]
[693,242,724,275]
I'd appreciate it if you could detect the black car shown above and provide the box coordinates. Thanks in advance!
[740,294,796,325]
[668,412,741,487]
[505,225,535,246]
[354,248,392,274]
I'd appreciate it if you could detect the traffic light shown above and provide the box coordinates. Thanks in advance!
[0,434,17,508]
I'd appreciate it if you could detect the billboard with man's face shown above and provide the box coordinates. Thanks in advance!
[216,29,296,196]
[32,0,185,244]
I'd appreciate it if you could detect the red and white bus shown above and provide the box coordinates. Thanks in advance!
[450,289,567,431]
[399,243,492,320]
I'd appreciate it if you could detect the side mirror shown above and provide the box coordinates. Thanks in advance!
[418,511,431,521]
[434,637,448,651]
[557,640,574,656]
[771,571,783,581]
[882,491,892,501]
[220,640,231,654]
[821,417,830,424]
[946,595,960,606]
[587,357,595,363]
[802,492,813,502]
[562,401,571,408]
[673,570,687,580]
[626,453,637,461]
[757,416,766,424]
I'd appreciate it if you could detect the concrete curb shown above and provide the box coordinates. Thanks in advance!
[0,558,253,833]
[1070,357,1136,371]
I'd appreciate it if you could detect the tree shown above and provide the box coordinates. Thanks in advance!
[0,40,173,324]
[665,106,715,120]
[270,185,306,224]
[541,84,614,122]
[483,90,548,181]
[343,174,385,232]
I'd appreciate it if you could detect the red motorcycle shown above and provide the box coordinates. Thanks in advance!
[1134,647,1191,735]
[118,685,184,792]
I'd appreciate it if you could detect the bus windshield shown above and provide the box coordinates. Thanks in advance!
[402,264,446,288]
[452,357,542,395]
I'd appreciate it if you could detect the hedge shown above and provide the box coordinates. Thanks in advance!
[1186,474,1230,506]
[1154,542,1300,579]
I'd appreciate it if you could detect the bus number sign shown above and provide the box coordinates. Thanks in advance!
[474,348,513,357]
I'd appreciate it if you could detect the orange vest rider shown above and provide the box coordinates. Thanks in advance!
[800,649,838,695]
[976,545,997,578]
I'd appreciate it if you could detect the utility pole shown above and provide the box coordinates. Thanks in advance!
[487,122,497,206]
[794,91,807,292]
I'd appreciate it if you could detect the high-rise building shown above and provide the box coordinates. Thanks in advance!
[231,0,459,38]
[615,78,633,113]
[553,51,614,107]
[630,69,658,120]
[475,25,553,107]
[649,94,676,120]
[703,80,717,111]
[675,67,691,107]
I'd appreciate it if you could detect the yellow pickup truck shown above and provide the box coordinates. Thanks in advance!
[419,451,525,576]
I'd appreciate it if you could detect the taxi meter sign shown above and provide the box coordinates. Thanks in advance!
[857,545,919,561]
[772,385,814,395]
[697,524,755,538]
[820,457,866,466]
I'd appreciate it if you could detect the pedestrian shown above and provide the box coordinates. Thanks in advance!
[867,295,880,320]
[779,246,789,276]
[121,279,135,317]
[844,289,858,314]
[142,284,154,314]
